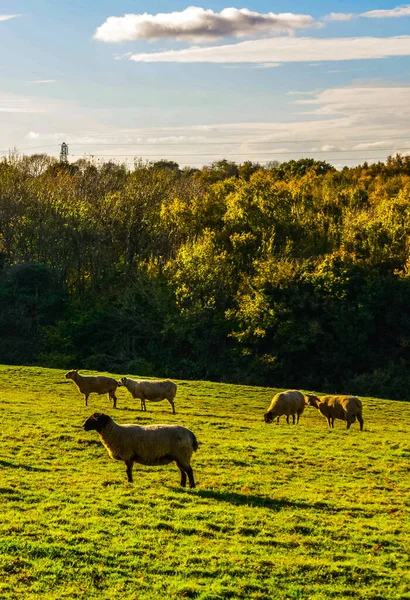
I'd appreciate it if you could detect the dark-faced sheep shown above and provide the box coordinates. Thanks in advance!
[65,370,118,408]
[117,377,177,414]
[305,394,364,430]
[264,390,305,424]
[83,412,198,488]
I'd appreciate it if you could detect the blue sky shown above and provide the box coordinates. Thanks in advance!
[1,1,410,167]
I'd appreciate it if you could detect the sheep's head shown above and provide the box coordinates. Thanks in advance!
[65,369,78,380]
[305,394,320,408]
[264,410,276,424]
[117,377,127,387]
[83,412,111,432]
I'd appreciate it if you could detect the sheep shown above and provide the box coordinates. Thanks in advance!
[83,412,198,488]
[65,369,118,408]
[117,377,177,414]
[264,390,305,424]
[305,394,364,430]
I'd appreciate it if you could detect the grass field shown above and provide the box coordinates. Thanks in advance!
[1,365,410,600]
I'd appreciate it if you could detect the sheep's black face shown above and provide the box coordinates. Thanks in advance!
[305,395,319,408]
[264,412,274,424]
[117,377,127,387]
[83,413,111,432]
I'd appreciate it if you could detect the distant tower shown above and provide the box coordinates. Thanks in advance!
[60,142,68,164]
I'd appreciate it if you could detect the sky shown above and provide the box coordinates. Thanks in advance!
[1,1,410,167]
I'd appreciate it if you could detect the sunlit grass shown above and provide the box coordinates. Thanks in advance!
[1,365,410,599]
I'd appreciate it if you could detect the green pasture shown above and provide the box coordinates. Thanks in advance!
[0,365,410,599]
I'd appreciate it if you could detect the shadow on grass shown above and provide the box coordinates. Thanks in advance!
[0,487,20,495]
[0,459,50,472]
[77,439,103,447]
[182,488,370,513]
[115,407,138,412]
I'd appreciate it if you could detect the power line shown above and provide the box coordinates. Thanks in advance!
[67,136,410,147]
[68,148,410,158]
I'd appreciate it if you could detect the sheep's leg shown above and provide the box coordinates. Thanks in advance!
[292,414,296,425]
[327,417,331,427]
[84,394,89,406]
[140,398,146,411]
[286,415,290,425]
[168,399,176,414]
[357,414,364,431]
[110,392,117,409]
[185,466,196,489]
[125,459,134,483]
[276,417,280,424]
[346,418,351,429]
[176,462,187,487]
[331,419,335,428]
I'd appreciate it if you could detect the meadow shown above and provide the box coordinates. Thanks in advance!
[1,364,410,600]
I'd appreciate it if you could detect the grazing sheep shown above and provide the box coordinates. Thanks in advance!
[305,394,364,430]
[83,412,198,488]
[65,370,118,408]
[117,377,177,414]
[264,390,305,424]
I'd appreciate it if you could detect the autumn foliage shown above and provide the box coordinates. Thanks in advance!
[1,155,409,398]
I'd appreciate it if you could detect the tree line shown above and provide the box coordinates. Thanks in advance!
[1,153,409,399]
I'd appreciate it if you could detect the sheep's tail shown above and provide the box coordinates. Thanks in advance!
[191,431,199,452]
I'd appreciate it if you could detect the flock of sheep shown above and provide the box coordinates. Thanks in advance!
[66,370,364,490]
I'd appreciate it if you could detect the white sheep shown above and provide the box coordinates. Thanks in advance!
[117,377,177,413]
[264,390,305,424]
[83,412,198,487]
[65,370,118,407]
[305,394,364,430]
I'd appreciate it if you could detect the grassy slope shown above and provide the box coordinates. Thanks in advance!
[0,365,410,600]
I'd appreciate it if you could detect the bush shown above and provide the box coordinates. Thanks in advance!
[126,358,155,377]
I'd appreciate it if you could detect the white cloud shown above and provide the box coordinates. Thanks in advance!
[114,52,133,60]
[252,62,281,69]
[353,140,398,150]
[94,7,318,43]
[0,96,45,114]
[328,68,362,73]
[27,79,57,84]
[323,12,354,22]
[287,90,318,96]
[323,5,410,22]
[293,86,410,119]
[320,144,342,151]
[361,5,410,18]
[223,62,281,69]
[0,14,20,22]
[126,35,410,63]
[26,131,65,140]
